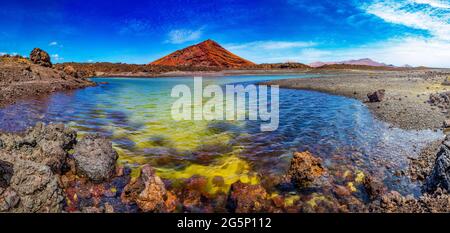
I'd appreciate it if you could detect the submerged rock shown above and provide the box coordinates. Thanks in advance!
[425,136,450,193]
[367,89,385,102]
[287,151,326,187]
[226,181,269,213]
[29,48,52,67]
[73,134,118,182]
[363,175,386,200]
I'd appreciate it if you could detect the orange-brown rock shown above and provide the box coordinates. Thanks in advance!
[226,181,269,213]
[30,48,52,67]
[287,151,325,187]
[121,164,176,213]
[150,39,255,68]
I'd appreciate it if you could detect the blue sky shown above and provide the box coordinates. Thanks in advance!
[1,0,449,67]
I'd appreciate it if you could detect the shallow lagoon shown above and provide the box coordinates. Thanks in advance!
[0,75,443,205]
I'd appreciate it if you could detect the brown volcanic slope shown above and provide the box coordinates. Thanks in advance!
[150,39,255,68]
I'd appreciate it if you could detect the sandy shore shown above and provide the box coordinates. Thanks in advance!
[263,69,450,130]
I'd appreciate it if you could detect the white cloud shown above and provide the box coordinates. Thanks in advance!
[277,37,450,68]
[230,36,450,67]
[49,41,58,46]
[410,0,450,8]
[339,0,450,67]
[362,0,450,40]
[0,52,6,56]
[51,54,63,61]
[166,28,203,44]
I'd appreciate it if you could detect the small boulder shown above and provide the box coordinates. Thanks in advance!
[444,119,450,128]
[29,48,52,67]
[73,135,118,182]
[135,165,167,212]
[367,89,385,102]
[287,151,325,187]
[226,181,269,213]
[121,164,169,212]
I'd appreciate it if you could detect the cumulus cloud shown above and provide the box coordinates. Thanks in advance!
[166,28,203,44]
[362,0,450,40]
[337,0,450,67]
[51,54,63,61]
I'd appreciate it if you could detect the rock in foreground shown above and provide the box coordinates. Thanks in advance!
[121,164,174,212]
[0,123,76,212]
[0,123,125,213]
[425,136,450,193]
[74,135,118,182]
[287,151,326,187]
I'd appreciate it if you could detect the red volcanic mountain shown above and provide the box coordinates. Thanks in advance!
[150,39,255,68]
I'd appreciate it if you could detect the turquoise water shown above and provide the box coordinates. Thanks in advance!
[0,75,443,201]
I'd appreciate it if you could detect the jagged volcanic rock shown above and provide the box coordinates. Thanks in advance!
[29,48,52,67]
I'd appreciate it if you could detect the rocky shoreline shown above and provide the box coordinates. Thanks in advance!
[0,49,95,107]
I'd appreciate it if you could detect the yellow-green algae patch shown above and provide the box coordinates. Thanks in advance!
[156,155,259,194]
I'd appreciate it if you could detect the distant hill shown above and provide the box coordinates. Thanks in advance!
[315,64,400,70]
[309,58,391,68]
[246,62,310,70]
[150,39,255,68]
